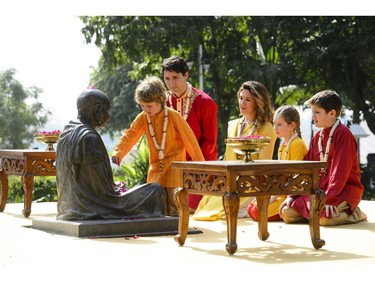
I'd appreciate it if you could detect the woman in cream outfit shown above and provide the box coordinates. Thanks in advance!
[193,81,277,221]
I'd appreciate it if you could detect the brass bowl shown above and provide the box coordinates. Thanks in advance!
[225,136,271,162]
[35,135,59,151]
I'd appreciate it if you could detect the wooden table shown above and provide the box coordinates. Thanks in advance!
[171,160,327,255]
[0,149,56,217]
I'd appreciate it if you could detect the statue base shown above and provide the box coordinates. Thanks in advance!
[32,216,202,238]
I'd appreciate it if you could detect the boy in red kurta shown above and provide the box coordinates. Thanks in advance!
[280,90,367,226]
[161,55,218,211]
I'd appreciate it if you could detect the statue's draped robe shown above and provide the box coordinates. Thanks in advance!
[56,120,166,220]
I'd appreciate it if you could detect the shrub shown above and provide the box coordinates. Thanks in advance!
[7,176,58,203]
[360,163,375,201]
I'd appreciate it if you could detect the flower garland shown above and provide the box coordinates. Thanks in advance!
[318,119,340,175]
[167,82,192,120]
[237,116,258,137]
[278,132,298,160]
[147,106,168,172]
[235,117,258,160]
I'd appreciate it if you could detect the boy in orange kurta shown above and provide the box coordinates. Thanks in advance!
[112,76,205,216]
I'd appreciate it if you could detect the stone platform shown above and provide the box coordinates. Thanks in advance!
[32,216,202,238]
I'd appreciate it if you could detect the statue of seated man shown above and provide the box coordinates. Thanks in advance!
[56,88,167,220]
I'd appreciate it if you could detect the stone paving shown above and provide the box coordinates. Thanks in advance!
[1,200,374,280]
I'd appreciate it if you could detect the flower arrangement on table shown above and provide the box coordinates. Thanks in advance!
[34,130,61,151]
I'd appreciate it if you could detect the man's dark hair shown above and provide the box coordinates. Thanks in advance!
[161,55,189,75]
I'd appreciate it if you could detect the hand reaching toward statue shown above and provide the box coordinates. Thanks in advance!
[112,156,121,166]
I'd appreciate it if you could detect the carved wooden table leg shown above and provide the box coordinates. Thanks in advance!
[174,187,189,246]
[256,196,270,241]
[0,171,9,212]
[309,189,326,249]
[21,173,34,218]
[223,192,239,255]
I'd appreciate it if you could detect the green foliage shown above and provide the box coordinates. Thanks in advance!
[274,17,375,128]
[7,176,57,203]
[81,16,263,156]
[360,163,375,201]
[7,176,24,203]
[32,177,58,202]
[80,16,375,157]
[0,69,51,149]
[113,135,149,187]
[89,62,140,138]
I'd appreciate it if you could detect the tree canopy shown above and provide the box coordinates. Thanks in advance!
[80,16,375,156]
[0,69,50,149]
[274,17,375,126]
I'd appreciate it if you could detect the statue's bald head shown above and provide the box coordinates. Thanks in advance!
[77,88,111,127]
[77,89,110,111]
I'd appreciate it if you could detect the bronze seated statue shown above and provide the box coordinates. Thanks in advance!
[56,88,166,220]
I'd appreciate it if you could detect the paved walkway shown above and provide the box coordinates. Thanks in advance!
[1,200,374,280]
